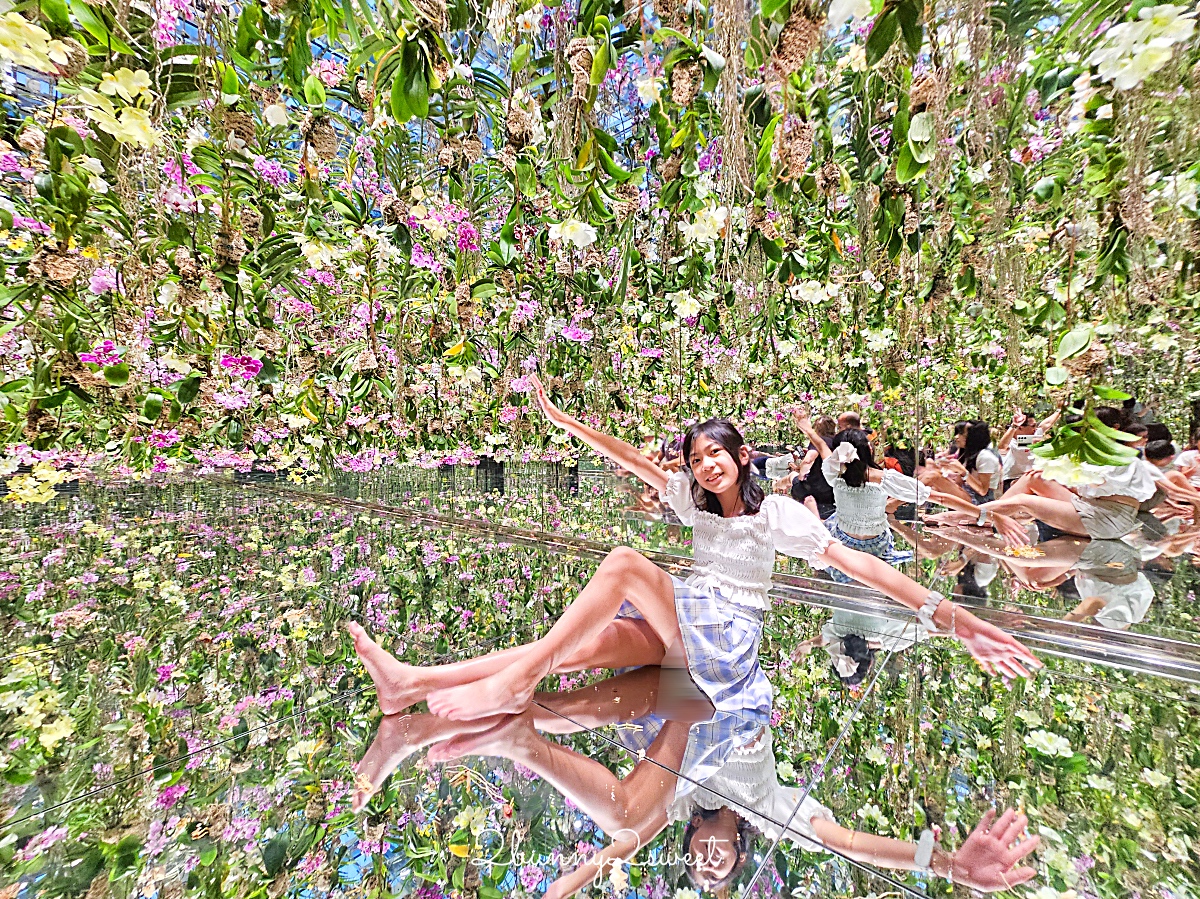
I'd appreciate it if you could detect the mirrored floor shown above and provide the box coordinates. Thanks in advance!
[2,481,1198,898]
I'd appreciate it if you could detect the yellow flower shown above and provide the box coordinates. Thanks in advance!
[99,68,153,104]
[81,247,100,260]
[0,12,60,73]
[447,844,470,858]
[8,237,27,251]
[112,107,162,149]
[39,715,75,750]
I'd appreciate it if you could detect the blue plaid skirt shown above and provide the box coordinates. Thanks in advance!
[824,516,913,584]
[617,576,773,716]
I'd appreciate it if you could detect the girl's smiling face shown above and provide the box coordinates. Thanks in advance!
[688,433,749,497]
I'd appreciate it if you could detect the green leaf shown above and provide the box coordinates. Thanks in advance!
[175,372,202,404]
[70,1,137,54]
[221,64,240,98]
[1055,324,1094,363]
[1045,366,1069,385]
[390,66,412,123]
[41,0,72,32]
[895,143,927,183]
[896,0,924,55]
[761,0,789,17]
[1032,175,1059,202]
[589,39,610,87]
[865,7,898,65]
[304,74,327,106]
[102,363,129,387]
[262,833,289,876]
[511,42,531,72]
[1094,385,1132,401]
[143,392,164,422]
[761,234,783,262]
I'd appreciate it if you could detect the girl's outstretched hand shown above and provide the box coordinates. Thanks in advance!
[531,374,571,430]
[949,808,1040,893]
[954,609,1043,680]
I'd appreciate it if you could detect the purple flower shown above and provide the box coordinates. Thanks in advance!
[220,355,263,379]
[455,222,480,253]
[561,324,593,343]
[519,866,544,890]
[155,782,188,810]
[156,664,176,684]
[499,406,518,424]
[79,339,121,367]
[253,155,290,188]
[89,267,119,295]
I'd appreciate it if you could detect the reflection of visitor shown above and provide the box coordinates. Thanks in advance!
[416,668,1040,898]
[1062,540,1154,631]
[792,609,929,686]
[346,377,1043,724]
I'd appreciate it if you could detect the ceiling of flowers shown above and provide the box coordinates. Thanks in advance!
[0,0,1198,472]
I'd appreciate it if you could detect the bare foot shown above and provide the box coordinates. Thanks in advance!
[347,622,427,715]
[426,710,536,763]
[353,712,508,811]
[425,658,545,721]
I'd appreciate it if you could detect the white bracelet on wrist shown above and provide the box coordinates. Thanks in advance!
[917,592,946,635]
[914,829,935,870]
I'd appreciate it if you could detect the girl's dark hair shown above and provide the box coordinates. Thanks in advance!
[828,429,879,488]
[682,419,764,517]
[959,421,993,473]
[1146,423,1172,444]
[833,633,875,686]
[1096,406,1123,429]
[1145,439,1175,462]
[886,444,917,477]
[684,808,755,892]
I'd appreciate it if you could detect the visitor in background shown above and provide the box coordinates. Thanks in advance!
[1145,422,1173,447]
[837,410,862,432]
[965,408,1157,544]
[1124,423,1148,455]
[921,420,1002,506]
[1145,439,1200,521]
[774,411,837,520]
[1176,426,1200,486]
[792,413,1013,581]
[997,409,1060,494]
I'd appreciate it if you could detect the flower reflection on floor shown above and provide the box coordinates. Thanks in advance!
[0,479,1197,898]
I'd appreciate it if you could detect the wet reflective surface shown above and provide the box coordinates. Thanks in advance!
[1,478,1198,898]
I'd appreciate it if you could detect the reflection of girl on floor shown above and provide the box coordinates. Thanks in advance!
[416,667,1040,898]
[347,377,1042,724]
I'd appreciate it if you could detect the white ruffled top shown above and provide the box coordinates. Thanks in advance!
[1076,460,1159,503]
[663,471,839,610]
[820,458,931,537]
[668,727,834,851]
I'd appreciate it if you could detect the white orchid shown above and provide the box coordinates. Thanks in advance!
[548,219,598,248]
[1088,5,1196,90]
[635,75,661,105]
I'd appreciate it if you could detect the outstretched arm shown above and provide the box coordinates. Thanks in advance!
[811,808,1039,893]
[532,375,668,493]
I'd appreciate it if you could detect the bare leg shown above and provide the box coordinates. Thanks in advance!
[428,711,689,837]
[803,496,819,518]
[427,547,678,720]
[1023,471,1081,503]
[350,616,665,715]
[981,494,1088,537]
[352,712,507,811]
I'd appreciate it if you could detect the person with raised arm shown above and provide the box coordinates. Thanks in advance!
[347,377,1043,724]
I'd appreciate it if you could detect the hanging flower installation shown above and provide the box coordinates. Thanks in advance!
[0,0,1194,475]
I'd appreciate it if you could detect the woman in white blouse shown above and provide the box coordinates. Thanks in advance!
[346,377,1042,724]
[792,413,1010,582]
